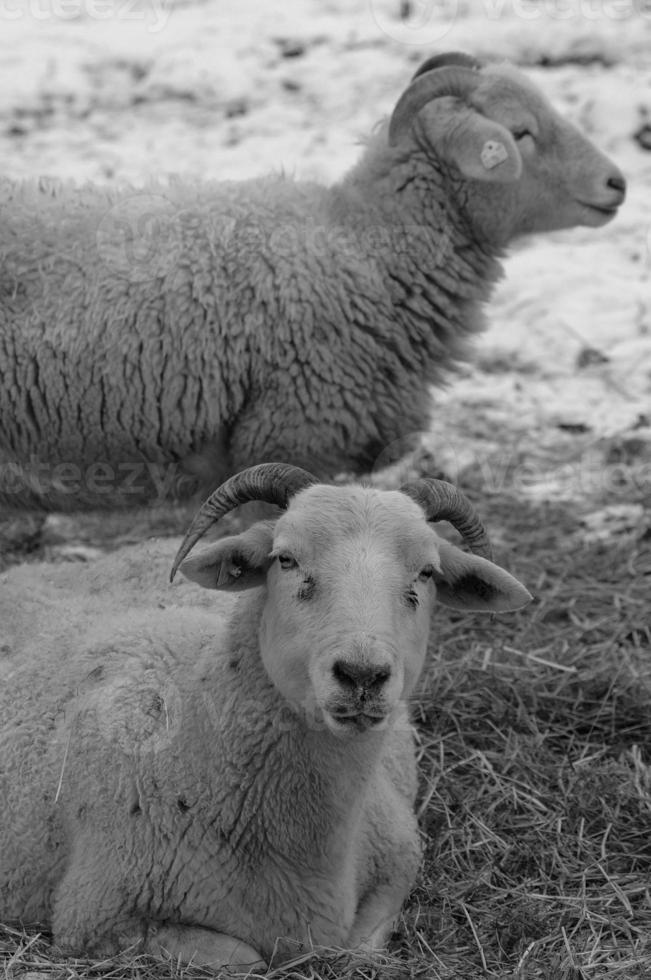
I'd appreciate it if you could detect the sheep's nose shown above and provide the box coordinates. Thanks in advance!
[606,171,626,204]
[333,659,391,691]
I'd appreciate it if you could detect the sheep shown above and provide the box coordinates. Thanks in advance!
[0,462,532,969]
[0,52,626,512]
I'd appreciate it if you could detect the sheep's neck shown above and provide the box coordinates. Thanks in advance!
[225,718,378,868]
[332,141,505,381]
[217,595,384,869]
[338,134,512,251]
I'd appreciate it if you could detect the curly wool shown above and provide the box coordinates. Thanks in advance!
[0,149,498,509]
[0,58,624,510]
[0,539,419,963]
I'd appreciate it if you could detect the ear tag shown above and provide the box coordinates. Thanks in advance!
[480,140,509,169]
[216,561,243,587]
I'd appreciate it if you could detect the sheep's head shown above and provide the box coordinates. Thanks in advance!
[171,465,531,736]
[388,51,626,242]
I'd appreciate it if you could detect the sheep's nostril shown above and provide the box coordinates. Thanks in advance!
[333,659,391,690]
[607,173,626,199]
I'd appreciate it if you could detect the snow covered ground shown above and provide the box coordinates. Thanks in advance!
[1,0,649,531]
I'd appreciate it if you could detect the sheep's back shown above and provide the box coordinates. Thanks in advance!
[0,174,336,498]
[0,538,236,795]
[0,540,237,923]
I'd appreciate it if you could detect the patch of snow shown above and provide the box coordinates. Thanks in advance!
[0,0,649,510]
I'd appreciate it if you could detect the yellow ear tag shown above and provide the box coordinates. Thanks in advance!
[480,140,509,169]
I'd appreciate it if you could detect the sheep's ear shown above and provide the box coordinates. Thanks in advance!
[426,104,522,183]
[435,539,532,612]
[179,521,275,591]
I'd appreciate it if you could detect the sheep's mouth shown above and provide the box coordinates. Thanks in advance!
[326,708,388,733]
[576,200,620,225]
[586,203,619,216]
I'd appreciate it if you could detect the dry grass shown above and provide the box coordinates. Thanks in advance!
[2,487,651,980]
[404,491,651,979]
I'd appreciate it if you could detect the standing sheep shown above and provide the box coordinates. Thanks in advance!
[0,464,532,969]
[0,52,625,511]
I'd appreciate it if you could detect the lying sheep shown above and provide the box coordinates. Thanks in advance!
[0,52,626,511]
[0,463,531,969]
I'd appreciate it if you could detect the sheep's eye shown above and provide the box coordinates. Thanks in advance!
[513,128,533,141]
[278,554,297,570]
[418,565,435,582]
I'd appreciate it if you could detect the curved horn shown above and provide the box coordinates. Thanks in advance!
[170,462,319,582]
[399,478,492,560]
[411,51,483,81]
[388,65,480,147]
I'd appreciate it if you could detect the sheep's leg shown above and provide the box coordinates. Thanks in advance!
[53,844,265,969]
[147,924,266,970]
[348,883,406,951]
[52,846,146,956]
